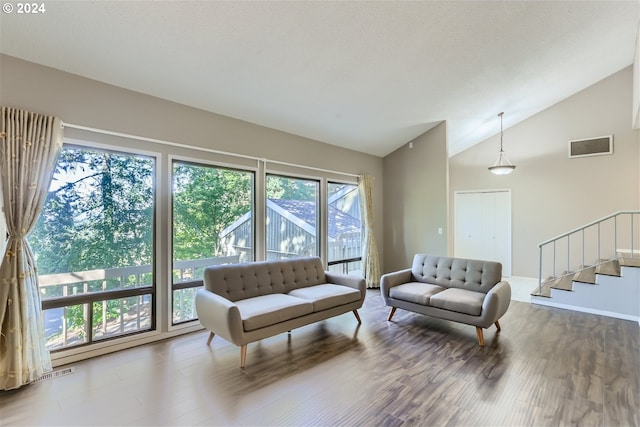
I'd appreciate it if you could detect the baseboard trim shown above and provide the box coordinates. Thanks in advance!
[50,323,204,367]
[531,297,640,324]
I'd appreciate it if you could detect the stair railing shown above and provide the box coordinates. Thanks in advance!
[537,210,640,295]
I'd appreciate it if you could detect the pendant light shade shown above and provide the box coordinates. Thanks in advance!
[488,112,516,175]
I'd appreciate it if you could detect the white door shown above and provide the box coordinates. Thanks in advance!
[454,190,511,277]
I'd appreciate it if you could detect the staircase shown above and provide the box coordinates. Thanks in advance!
[533,211,640,323]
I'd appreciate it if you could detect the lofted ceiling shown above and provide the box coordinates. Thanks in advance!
[0,1,638,157]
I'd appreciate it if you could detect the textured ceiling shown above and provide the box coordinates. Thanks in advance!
[1,1,638,157]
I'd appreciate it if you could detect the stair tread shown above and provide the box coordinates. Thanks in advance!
[619,257,640,268]
[531,279,553,297]
[595,259,620,277]
[551,274,574,291]
[573,266,596,284]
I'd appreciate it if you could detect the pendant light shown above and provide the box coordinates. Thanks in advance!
[488,112,516,175]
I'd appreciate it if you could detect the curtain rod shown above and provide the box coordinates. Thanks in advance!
[61,122,360,179]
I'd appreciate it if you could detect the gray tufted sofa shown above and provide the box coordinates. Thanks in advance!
[381,254,511,346]
[195,257,366,367]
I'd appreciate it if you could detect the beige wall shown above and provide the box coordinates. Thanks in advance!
[450,66,639,278]
[0,55,382,178]
[382,121,448,273]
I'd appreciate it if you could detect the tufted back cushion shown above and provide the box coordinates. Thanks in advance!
[411,254,502,294]
[203,257,327,302]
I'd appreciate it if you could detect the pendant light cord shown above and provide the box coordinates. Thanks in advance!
[498,112,504,152]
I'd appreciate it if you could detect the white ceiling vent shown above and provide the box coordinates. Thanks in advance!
[568,135,613,158]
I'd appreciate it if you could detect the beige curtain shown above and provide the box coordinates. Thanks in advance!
[358,174,380,288]
[0,107,62,390]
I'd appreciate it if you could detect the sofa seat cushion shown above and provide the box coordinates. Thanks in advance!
[288,284,361,312]
[429,288,485,316]
[389,282,446,305]
[236,294,314,332]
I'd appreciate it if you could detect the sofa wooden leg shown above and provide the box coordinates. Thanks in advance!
[206,331,215,346]
[495,320,501,332]
[352,310,362,324]
[387,307,397,321]
[476,327,485,347]
[240,345,247,368]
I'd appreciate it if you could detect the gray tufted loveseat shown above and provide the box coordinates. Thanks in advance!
[195,257,365,367]
[381,254,511,346]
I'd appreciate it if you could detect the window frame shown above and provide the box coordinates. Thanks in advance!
[326,180,363,275]
[37,138,160,351]
[264,172,322,261]
[169,155,257,326]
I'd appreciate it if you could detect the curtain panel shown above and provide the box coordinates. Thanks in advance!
[0,106,62,390]
[358,174,380,288]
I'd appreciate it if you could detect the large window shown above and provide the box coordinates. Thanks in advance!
[327,182,362,275]
[31,145,156,350]
[171,161,254,324]
[266,174,319,260]
[24,135,363,358]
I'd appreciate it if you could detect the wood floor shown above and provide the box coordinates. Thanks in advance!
[1,289,639,426]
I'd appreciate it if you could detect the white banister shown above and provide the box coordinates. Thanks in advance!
[538,211,638,247]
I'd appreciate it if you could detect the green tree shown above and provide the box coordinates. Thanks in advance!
[172,163,252,260]
[266,175,317,201]
[32,147,154,275]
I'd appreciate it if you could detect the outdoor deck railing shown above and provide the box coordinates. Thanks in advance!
[38,255,240,348]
